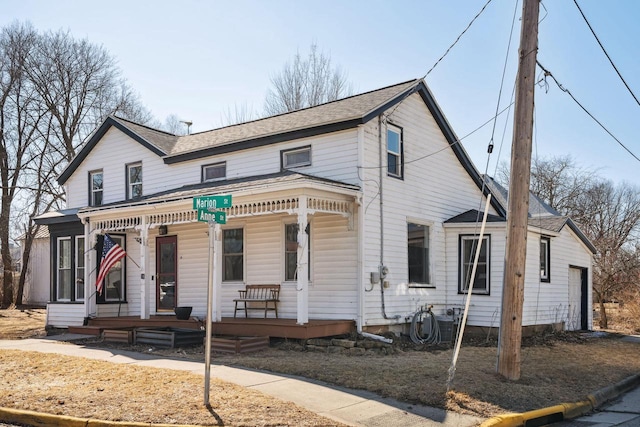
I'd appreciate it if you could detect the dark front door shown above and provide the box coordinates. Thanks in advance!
[156,236,177,311]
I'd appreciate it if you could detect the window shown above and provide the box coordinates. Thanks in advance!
[98,234,125,302]
[387,125,403,178]
[202,162,226,182]
[89,170,103,206]
[282,146,311,169]
[75,237,85,300]
[57,237,72,301]
[285,223,310,281]
[222,228,243,281]
[127,163,142,199]
[459,235,490,294]
[408,223,430,285]
[540,236,550,282]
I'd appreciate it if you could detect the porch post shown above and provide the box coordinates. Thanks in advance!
[139,217,150,319]
[296,196,309,325]
[213,223,223,322]
[83,220,92,319]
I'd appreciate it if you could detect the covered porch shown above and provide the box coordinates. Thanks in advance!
[61,172,363,333]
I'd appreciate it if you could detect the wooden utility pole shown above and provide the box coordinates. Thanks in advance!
[497,0,540,381]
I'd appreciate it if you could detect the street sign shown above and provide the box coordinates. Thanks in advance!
[197,210,226,224]
[193,195,232,210]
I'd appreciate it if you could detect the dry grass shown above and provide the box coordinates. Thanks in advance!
[2,307,640,423]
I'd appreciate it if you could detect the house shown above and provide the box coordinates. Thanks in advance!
[34,79,595,335]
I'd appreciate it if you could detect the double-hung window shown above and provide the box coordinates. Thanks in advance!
[285,223,310,281]
[127,162,142,199]
[75,237,85,300]
[408,223,430,285]
[387,125,403,178]
[222,228,244,281]
[99,234,125,302]
[540,236,550,282]
[282,146,311,169]
[89,170,103,206]
[57,237,72,301]
[459,235,490,294]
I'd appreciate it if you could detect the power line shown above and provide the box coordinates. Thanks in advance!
[573,0,640,108]
[536,60,640,164]
[384,0,494,121]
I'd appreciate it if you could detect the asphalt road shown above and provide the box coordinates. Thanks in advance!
[556,386,640,426]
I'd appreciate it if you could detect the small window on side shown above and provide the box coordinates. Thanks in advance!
[282,146,311,169]
[540,236,550,282]
[89,170,103,206]
[127,162,142,199]
[387,125,403,178]
[202,162,226,182]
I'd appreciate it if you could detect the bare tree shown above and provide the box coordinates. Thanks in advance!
[264,43,352,115]
[222,102,258,126]
[0,23,154,306]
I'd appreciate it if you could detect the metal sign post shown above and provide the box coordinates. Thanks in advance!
[204,218,214,405]
[197,194,231,406]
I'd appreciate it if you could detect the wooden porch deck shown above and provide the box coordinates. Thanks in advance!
[75,316,354,340]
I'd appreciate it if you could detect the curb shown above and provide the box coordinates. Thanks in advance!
[0,406,204,427]
[479,373,640,427]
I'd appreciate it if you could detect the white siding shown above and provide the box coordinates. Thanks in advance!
[65,127,359,209]
[360,93,498,326]
[22,238,50,305]
[47,303,85,328]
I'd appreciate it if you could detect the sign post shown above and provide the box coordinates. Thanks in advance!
[196,194,232,406]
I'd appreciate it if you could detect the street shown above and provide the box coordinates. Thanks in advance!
[557,386,640,426]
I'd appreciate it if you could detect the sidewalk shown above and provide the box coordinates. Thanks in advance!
[0,335,483,427]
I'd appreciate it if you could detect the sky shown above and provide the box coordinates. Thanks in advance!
[2,0,640,184]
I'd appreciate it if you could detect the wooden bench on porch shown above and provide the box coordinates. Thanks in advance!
[233,284,281,318]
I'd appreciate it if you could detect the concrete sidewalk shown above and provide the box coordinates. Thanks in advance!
[0,335,482,427]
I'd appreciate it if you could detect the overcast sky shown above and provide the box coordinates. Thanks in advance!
[3,0,639,184]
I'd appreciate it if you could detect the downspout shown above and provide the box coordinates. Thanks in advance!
[378,115,400,321]
[356,125,365,333]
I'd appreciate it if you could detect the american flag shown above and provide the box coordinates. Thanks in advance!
[96,234,126,295]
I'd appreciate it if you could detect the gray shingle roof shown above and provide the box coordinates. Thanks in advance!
[166,79,420,157]
[110,116,179,154]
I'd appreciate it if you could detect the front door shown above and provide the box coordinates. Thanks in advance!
[156,236,177,311]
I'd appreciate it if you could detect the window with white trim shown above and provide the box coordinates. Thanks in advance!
[57,237,72,301]
[387,125,403,178]
[222,228,244,281]
[282,146,311,169]
[98,234,126,302]
[89,170,103,206]
[459,235,490,294]
[408,223,430,285]
[202,162,226,182]
[127,162,142,199]
[540,236,550,282]
[75,236,85,300]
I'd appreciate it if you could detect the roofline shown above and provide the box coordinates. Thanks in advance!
[414,83,507,217]
[566,218,597,254]
[57,116,168,185]
[163,118,363,164]
[163,80,423,164]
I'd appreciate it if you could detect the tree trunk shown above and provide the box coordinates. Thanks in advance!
[16,231,35,306]
[598,299,608,329]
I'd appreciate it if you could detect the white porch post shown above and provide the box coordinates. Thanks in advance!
[213,223,223,322]
[296,196,309,325]
[83,220,93,319]
[139,217,150,319]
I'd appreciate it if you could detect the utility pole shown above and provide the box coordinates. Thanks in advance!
[497,0,540,381]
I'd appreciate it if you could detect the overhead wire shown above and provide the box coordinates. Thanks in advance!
[573,0,640,108]
[536,60,640,163]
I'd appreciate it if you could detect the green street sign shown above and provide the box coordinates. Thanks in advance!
[197,210,226,224]
[192,194,232,210]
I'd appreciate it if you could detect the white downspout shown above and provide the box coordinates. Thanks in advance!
[356,125,366,332]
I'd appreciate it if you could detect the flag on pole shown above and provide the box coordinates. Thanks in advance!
[96,234,126,295]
